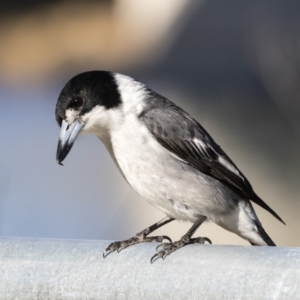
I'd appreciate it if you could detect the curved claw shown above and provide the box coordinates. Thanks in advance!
[156,244,163,251]
[194,237,212,244]
[205,237,212,244]
[103,249,114,258]
[161,235,172,243]
[162,253,169,260]
[150,252,163,264]
[156,242,170,251]
[103,242,120,258]
[117,244,127,253]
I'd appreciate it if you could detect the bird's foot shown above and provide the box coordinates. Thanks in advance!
[103,232,172,258]
[151,235,212,263]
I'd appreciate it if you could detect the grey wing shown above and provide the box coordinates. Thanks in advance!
[140,100,284,224]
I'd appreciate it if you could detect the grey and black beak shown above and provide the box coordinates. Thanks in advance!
[56,119,84,165]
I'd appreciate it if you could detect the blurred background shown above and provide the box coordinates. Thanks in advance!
[1,0,299,247]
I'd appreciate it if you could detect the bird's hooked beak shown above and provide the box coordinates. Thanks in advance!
[56,119,84,165]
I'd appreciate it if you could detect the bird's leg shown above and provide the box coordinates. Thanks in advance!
[151,215,211,263]
[103,216,174,258]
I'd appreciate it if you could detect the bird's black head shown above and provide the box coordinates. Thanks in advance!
[55,70,122,165]
[55,70,122,126]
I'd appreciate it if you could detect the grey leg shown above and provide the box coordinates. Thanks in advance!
[151,215,211,263]
[103,216,174,258]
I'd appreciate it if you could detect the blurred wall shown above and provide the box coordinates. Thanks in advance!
[0,0,299,246]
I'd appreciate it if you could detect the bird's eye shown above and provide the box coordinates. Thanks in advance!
[70,96,83,108]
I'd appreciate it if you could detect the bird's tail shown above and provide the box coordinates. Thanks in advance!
[250,222,276,246]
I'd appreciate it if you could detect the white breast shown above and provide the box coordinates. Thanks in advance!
[107,114,238,222]
[95,73,240,222]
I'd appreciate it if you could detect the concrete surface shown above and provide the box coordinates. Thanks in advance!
[0,238,299,299]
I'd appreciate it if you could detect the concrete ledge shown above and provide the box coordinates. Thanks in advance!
[0,238,299,299]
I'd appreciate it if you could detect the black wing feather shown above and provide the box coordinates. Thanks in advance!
[140,95,285,224]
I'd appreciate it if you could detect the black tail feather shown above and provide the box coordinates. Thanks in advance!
[251,194,285,225]
[250,225,276,246]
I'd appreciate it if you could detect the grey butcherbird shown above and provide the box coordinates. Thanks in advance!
[55,71,285,263]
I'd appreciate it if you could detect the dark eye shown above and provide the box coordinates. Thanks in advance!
[70,95,83,108]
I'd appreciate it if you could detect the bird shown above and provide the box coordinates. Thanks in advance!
[55,70,285,263]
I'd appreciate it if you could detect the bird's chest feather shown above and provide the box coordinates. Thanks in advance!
[111,121,172,197]
[109,118,237,221]
[110,120,204,217]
